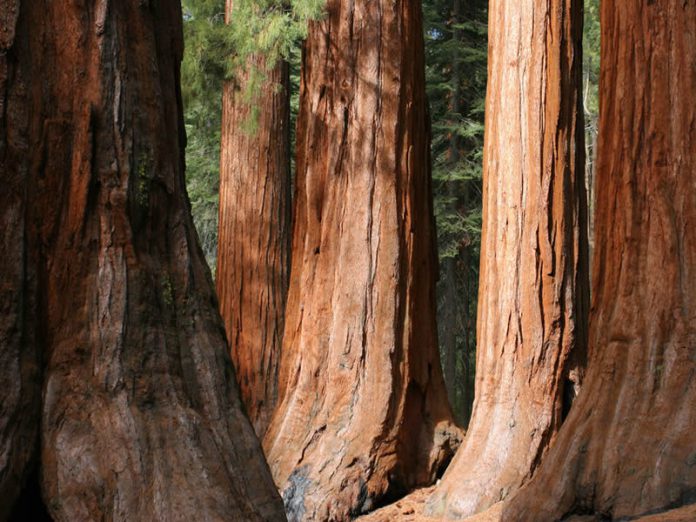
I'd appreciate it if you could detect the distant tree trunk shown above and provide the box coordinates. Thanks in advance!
[442,258,458,408]
[503,2,696,519]
[460,246,472,426]
[441,0,461,411]
[0,5,41,513]
[426,0,589,517]
[262,0,462,517]
[1,2,286,520]
[216,0,291,438]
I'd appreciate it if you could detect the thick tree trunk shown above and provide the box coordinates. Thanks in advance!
[0,4,41,515]
[502,2,696,519]
[1,2,286,520]
[262,0,462,518]
[217,0,292,438]
[425,0,589,517]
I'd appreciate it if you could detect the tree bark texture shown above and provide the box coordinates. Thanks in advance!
[502,1,696,519]
[217,0,292,438]
[0,3,41,515]
[262,0,462,518]
[1,2,286,520]
[425,0,589,517]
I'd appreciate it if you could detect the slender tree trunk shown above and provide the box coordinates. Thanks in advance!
[442,0,463,410]
[503,2,696,519]
[460,246,472,426]
[262,0,462,517]
[217,0,292,438]
[0,4,41,513]
[442,258,458,407]
[1,2,286,520]
[426,0,589,517]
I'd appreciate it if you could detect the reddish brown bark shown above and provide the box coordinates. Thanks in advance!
[216,0,291,438]
[1,1,286,520]
[425,0,589,517]
[502,2,696,519]
[262,0,461,518]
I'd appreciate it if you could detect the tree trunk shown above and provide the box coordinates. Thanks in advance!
[502,2,696,519]
[425,0,589,517]
[262,0,462,518]
[442,257,459,407]
[2,2,286,520]
[440,0,462,415]
[217,0,292,438]
[0,4,41,514]
[460,246,472,427]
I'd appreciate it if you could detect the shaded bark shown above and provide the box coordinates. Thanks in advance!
[502,1,696,519]
[0,2,41,515]
[262,0,462,518]
[425,0,589,517]
[1,1,286,520]
[216,0,292,438]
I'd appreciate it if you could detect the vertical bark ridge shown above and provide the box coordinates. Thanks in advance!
[263,0,461,518]
[425,0,589,517]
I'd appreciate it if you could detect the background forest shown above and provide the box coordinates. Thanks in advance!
[181,0,600,425]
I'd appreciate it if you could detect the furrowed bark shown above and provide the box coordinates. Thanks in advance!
[262,0,462,518]
[0,1,41,516]
[425,0,589,517]
[217,0,292,438]
[2,1,286,520]
[502,1,696,519]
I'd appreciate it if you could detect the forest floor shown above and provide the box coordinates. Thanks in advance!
[358,486,503,521]
[358,487,696,522]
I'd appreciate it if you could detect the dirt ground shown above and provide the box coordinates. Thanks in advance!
[358,487,696,522]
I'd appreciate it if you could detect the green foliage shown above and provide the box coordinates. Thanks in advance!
[583,0,600,118]
[227,0,323,129]
[181,0,322,271]
[181,0,225,271]
[584,0,600,244]
[227,0,323,72]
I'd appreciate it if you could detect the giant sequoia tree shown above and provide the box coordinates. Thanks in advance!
[216,0,292,437]
[425,0,589,517]
[262,0,461,517]
[502,1,696,519]
[0,1,285,520]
